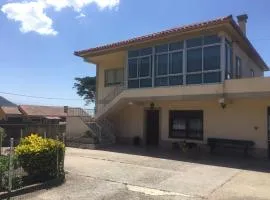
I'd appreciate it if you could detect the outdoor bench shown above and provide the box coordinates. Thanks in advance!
[207,138,255,156]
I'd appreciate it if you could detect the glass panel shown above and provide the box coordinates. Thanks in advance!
[172,119,186,130]
[203,72,221,83]
[169,42,183,51]
[204,35,221,45]
[235,56,241,78]
[156,54,168,75]
[225,44,230,79]
[187,37,202,48]
[140,78,152,88]
[141,47,152,56]
[188,118,203,139]
[139,57,151,77]
[128,50,139,58]
[250,69,255,77]
[105,70,114,85]
[155,77,168,86]
[171,119,186,137]
[187,48,202,72]
[189,118,202,130]
[169,75,183,86]
[115,69,123,83]
[128,59,137,78]
[170,52,183,74]
[204,45,220,71]
[186,74,202,84]
[128,80,139,88]
[156,44,168,53]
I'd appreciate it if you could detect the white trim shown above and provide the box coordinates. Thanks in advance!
[221,35,226,82]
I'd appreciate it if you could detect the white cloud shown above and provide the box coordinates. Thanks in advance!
[75,13,86,19]
[1,0,120,36]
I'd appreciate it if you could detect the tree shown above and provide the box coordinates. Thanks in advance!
[73,76,96,105]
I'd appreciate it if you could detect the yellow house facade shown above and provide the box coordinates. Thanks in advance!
[75,15,270,158]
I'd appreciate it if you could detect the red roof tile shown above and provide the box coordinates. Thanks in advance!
[1,106,22,115]
[19,105,66,117]
[74,15,232,56]
[74,15,268,70]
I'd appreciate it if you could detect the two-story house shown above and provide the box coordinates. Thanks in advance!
[75,14,270,158]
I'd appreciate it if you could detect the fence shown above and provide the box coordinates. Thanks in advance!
[0,129,65,199]
[0,123,66,146]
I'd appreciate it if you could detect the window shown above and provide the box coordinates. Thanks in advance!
[156,54,168,75]
[187,37,202,48]
[139,57,151,77]
[170,52,183,74]
[105,68,123,86]
[128,59,137,78]
[235,56,242,78]
[204,46,220,71]
[225,40,233,79]
[169,110,203,140]
[154,42,183,87]
[187,48,202,73]
[127,34,221,88]
[128,48,152,88]
[250,69,255,77]
[186,35,221,85]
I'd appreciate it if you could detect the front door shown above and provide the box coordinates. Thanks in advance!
[146,110,159,146]
[267,107,270,158]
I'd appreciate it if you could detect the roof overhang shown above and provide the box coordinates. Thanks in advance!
[74,15,268,71]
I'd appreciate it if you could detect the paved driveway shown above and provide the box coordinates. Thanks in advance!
[15,146,270,200]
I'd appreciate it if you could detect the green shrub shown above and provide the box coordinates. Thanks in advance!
[15,134,65,181]
[0,156,9,174]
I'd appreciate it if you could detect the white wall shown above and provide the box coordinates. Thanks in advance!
[66,117,90,139]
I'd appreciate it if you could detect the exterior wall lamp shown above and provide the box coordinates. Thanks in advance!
[218,98,227,109]
[150,102,155,110]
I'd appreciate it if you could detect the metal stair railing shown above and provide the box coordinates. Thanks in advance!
[98,84,126,116]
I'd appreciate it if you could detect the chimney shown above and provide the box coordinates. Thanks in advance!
[237,14,248,35]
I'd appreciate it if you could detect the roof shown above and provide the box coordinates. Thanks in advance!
[74,15,268,70]
[19,105,66,117]
[75,15,231,56]
[0,106,21,115]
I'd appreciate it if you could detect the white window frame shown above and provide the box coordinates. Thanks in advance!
[235,56,242,79]
[104,68,124,87]
[127,34,224,89]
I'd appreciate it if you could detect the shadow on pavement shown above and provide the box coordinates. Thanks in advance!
[97,144,270,173]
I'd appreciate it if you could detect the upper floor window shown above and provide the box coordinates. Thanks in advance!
[127,34,222,89]
[235,56,242,78]
[186,35,221,84]
[155,42,183,87]
[128,48,152,88]
[105,68,123,87]
[225,39,233,79]
[250,69,255,77]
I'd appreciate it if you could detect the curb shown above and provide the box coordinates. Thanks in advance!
[0,176,65,199]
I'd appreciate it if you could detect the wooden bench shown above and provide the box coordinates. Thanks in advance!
[208,138,255,156]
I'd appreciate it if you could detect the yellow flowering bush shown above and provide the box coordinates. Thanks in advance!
[15,134,65,180]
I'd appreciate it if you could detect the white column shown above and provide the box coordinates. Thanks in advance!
[220,35,226,82]
[183,40,187,85]
[152,47,155,87]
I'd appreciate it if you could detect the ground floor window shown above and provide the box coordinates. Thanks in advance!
[169,110,203,140]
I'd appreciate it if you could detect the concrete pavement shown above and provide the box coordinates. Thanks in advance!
[14,146,270,200]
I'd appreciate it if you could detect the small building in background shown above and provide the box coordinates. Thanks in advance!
[0,105,67,144]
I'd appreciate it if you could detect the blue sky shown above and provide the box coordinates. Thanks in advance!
[0,0,270,108]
